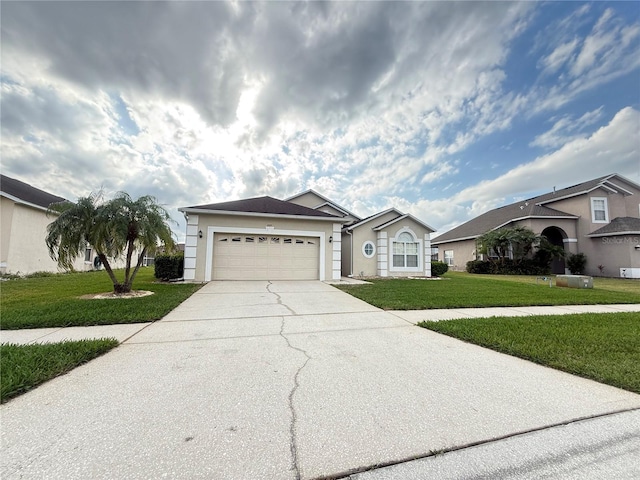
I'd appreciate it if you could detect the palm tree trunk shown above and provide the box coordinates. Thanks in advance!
[98,253,124,293]
[126,247,147,291]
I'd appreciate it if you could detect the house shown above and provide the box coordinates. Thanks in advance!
[0,174,92,274]
[178,190,436,281]
[432,173,640,278]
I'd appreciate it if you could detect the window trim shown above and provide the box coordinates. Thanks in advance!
[590,197,609,223]
[362,241,376,258]
[444,250,454,266]
[390,228,422,272]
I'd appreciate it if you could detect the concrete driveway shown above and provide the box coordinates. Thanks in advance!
[2,281,639,479]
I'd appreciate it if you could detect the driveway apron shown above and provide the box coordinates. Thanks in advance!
[2,281,639,479]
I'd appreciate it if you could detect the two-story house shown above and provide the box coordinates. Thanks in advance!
[432,173,640,278]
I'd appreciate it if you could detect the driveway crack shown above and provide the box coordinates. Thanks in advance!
[267,281,298,315]
[279,315,311,480]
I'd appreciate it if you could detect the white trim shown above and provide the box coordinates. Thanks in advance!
[205,226,326,281]
[178,207,344,223]
[389,227,422,273]
[563,238,578,243]
[346,208,404,231]
[0,191,62,213]
[377,232,388,277]
[362,241,376,258]
[590,197,609,223]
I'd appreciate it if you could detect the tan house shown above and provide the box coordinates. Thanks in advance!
[0,175,91,274]
[0,174,129,275]
[178,190,436,281]
[432,173,640,278]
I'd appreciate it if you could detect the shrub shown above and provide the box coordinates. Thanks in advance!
[466,260,493,274]
[431,261,449,277]
[466,259,549,275]
[154,254,184,280]
[567,253,587,275]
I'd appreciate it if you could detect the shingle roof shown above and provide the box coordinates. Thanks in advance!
[588,217,640,236]
[183,196,340,218]
[0,174,67,210]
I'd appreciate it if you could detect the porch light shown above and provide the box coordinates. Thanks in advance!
[198,230,203,238]
[329,236,333,243]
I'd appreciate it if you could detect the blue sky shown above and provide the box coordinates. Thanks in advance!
[1,1,639,240]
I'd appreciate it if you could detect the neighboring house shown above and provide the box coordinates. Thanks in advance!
[432,173,640,278]
[178,190,436,281]
[1,174,85,274]
[0,174,126,275]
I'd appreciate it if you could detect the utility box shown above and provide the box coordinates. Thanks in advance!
[556,275,593,289]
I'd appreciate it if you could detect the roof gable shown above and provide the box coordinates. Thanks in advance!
[180,196,342,219]
[373,213,436,233]
[536,173,639,205]
[0,174,67,211]
[345,207,405,231]
[286,189,361,220]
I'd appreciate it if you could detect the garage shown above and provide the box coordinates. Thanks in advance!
[212,233,319,280]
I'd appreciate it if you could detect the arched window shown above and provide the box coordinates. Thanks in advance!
[392,231,419,269]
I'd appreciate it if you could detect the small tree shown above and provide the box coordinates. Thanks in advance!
[46,192,176,293]
[477,226,537,264]
[567,253,587,275]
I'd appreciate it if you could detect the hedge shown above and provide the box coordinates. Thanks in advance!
[154,254,184,280]
[431,261,449,277]
[466,258,549,275]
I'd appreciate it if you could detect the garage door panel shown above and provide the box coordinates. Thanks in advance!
[212,234,320,280]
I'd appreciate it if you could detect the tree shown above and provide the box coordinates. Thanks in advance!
[46,192,176,293]
[477,226,538,264]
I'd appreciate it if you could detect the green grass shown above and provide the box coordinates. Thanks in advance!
[0,267,202,329]
[1,339,119,403]
[337,272,640,310]
[419,312,640,393]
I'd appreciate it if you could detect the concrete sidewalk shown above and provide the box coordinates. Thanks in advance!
[2,282,639,479]
[2,302,638,345]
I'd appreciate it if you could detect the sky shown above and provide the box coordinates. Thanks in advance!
[2,1,639,241]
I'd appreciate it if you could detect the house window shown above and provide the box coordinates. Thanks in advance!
[362,241,376,258]
[84,247,92,262]
[444,250,454,266]
[392,232,419,269]
[590,197,608,223]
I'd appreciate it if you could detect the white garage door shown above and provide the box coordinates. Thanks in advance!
[212,234,320,280]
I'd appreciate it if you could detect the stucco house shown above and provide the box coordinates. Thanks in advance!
[0,174,95,274]
[178,190,436,282]
[432,173,640,278]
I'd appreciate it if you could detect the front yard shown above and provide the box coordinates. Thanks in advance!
[336,272,640,310]
[0,267,202,330]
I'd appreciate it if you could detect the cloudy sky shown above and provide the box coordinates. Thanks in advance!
[2,1,639,240]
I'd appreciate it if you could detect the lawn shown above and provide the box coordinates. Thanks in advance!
[0,267,202,329]
[337,272,640,310]
[419,312,640,393]
[1,339,119,403]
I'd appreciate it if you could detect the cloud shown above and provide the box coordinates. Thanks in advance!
[530,106,604,149]
[455,107,640,207]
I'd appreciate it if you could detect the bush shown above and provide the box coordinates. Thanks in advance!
[431,261,449,277]
[466,259,549,275]
[154,254,184,280]
[567,253,587,275]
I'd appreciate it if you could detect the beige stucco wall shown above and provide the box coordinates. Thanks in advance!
[439,239,477,271]
[347,214,433,277]
[588,235,640,278]
[183,212,341,281]
[0,200,95,274]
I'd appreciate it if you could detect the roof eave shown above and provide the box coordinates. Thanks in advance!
[587,230,640,238]
[178,207,348,222]
[0,191,62,213]
[431,234,480,245]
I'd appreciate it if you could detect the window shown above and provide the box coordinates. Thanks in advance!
[362,241,376,258]
[590,197,608,223]
[284,238,292,244]
[84,247,92,262]
[245,237,254,243]
[296,239,304,244]
[232,236,242,242]
[392,232,419,269]
[271,237,280,243]
[259,237,267,243]
[444,250,454,266]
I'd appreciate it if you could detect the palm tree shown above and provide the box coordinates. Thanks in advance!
[46,192,176,294]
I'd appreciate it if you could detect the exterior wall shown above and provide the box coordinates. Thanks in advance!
[438,238,477,271]
[588,235,640,278]
[186,213,339,281]
[341,231,353,276]
[348,211,400,277]
[349,215,433,277]
[0,199,100,274]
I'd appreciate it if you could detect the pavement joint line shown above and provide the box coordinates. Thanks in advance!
[159,310,383,323]
[25,327,65,344]
[121,325,414,345]
[321,407,640,480]
[279,315,311,480]
[120,321,157,344]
